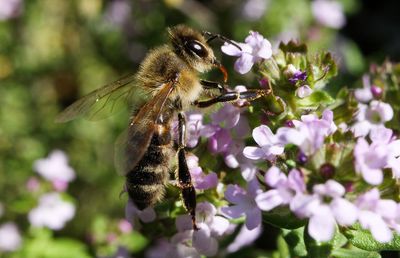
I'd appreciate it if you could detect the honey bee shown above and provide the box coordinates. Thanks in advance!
[56,25,269,229]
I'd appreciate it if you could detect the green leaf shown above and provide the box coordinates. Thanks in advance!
[332,231,348,249]
[279,41,308,54]
[331,247,381,258]
[297,90,334,108]
[277,234,291,258]
[344,224,400,251]
[119,231,148,253]
[21,229,91,258]
[281,227,308,257]
[304,223,334,258]
[341,40,365,75]
[262,206,306,229]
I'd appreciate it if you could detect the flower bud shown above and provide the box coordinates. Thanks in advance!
[320,163,335,179]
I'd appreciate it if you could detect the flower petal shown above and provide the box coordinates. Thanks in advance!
[252,125,275,147]
[210,216,230,237]
[295,85,312,98]
[268,145,284,155]
[221,42,243,56]
[264,166,286,187]
[138,206,156,223]
[255,190,284,211]
[234,53,254,74]
[193,225,218,256]
[330,198,358,226]
[243,147,265,160]
[221,205,245,219]
[227,224,262,253]
[256,39,272,59]
[175,215,193,232]
[308,205,336,242]
[245,207,261,230]
[224,184,247,204]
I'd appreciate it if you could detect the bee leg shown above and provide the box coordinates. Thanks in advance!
[177,112,198,230]
[203,31,242,51]
[194,89,271,108]
[200,79,227,93]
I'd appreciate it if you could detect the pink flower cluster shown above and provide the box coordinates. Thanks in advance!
[28,150,77,231]
[222,105,400,243]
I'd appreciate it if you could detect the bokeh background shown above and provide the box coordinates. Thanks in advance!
[0,0,399,257]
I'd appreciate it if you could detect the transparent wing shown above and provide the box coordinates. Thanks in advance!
[55,73,144,123]
[114,81,175,176]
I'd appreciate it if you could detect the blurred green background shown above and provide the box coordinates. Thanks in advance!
[0,0,399,257]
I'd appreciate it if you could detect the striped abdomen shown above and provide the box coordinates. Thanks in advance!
[125,124,174,210]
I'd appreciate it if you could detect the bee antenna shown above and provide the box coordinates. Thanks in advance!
[203,31,242,51]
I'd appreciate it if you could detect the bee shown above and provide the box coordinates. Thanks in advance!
[56,25,269,229]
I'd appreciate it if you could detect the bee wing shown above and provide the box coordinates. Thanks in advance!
[55,73,144,123]
[114,81,175,176]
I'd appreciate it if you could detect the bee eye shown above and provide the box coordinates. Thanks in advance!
[187,40,207,58]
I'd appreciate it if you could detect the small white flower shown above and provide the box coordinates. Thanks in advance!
[352,101,394,138]
[0,222,22,252]
[33,150,76,191]
[28,192,75,230]
[295,85,312,98]
[0,0,22,21]
[311,0,346,29]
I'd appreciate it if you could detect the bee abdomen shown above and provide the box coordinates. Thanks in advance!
[125,132,173,210]
[126,162,169,210]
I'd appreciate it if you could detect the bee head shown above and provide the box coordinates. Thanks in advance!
[168,25,217,73]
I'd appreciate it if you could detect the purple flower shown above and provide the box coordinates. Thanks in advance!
[277,109,336,155]
[175,202,230,257]
[290,180,358,242]
[226,224,262,253]
[169,231,201,258]
[286,64,307,84]
[354,75,373,103]
[187,154,218,190]
[295,85,312,98]
[354,137,387,185]
[111,246,131,258]
[210,103,241,130]
[0,223,22,252]
[208,128,232,154]
[33,150,76,191]
[125,199,156,227]
[221,31,272,74]
[242,0,268,21]
[118,219,133,234]
[205,104,241,154]
[104,0,132,27]
[311,0,346,29]
[221,179,264,230]
[184,111,205,148]
[238,155,259,181]
[205,102,252,170]
[353,126,396,185]
[256,167,305,211]
[26,177,40,192]
[354,126,400,184]
[28,192,75,230]
[387,147,400,179]
[352,101,394,137]
[0,0,22,21]
[243,125,284,161]
[147,233,201,258]
[356,188,397,243]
